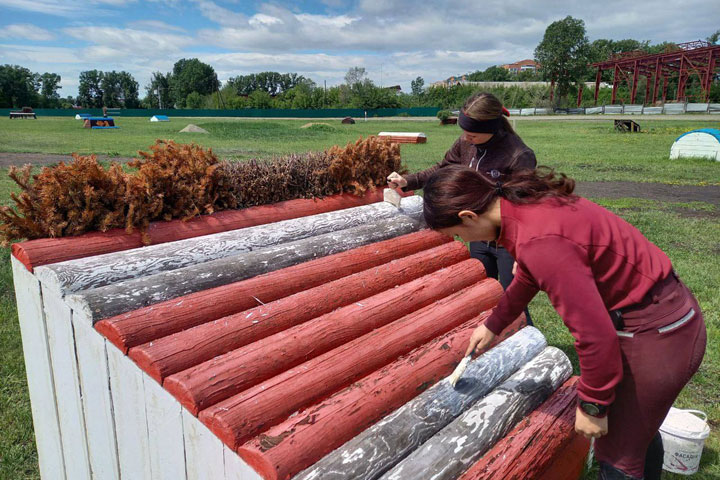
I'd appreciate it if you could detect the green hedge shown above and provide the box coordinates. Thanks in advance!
[0,107,440,118]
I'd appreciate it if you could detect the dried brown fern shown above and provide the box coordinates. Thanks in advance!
[0,136,407,245]
[325,136,406,195]
[0,155,127,246]
[124,140,237,237]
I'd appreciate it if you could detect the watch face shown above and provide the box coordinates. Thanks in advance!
[582,402,601,416]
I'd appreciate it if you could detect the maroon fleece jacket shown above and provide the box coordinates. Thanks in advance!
[485,197,673,405]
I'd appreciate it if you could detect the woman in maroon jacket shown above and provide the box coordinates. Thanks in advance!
[388,92,536,323]
[422,165,706,480]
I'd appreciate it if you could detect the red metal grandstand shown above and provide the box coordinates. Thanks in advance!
[591,40,720,105]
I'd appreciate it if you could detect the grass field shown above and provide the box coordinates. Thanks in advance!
[0,116,718,479]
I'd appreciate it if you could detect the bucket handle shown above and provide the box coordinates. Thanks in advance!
[679,409,708,423]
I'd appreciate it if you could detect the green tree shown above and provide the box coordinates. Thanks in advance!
[227,72,311,96]
[143,71,172,109]
[99,71,139,108]
[169,58,219,108]
[344,66,367,85]
[411,76,425,95]
[534,16,590,101]
[118,71,140,108]
[184,91,204,109]
[481,65,510,81]
[78,70,104,108]
[707,29,720,44]
[0,65,39,108]
[38,72,61,107]
[249,89,272,108]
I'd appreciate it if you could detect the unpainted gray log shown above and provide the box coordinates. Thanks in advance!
[65,214,424,323]
[35,197,424,297]
[294,327,547,480]
[380,346,573,480]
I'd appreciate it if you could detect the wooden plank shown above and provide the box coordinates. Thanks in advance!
[72,313,120,480]
[12,188,408,272]
[199,279,503,449]
[144,377,187,480]
[164,258,486,415]
[457,377,586,480]
[379,346,573,480]
[10,257,66,480]
[183,409,226,480]
[130,241,470,383]
[293,326,547,480]
[41,285,92,480]
[95,230,451,352]
[243,315,527,480]
[223,445,263,480]
[35,197,423,296]
[67,214,425,322]
[106,345,152,480]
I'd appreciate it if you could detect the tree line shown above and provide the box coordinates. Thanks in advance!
[1,20,718,110]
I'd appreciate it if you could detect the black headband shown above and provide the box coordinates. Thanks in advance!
[458,111,502,134]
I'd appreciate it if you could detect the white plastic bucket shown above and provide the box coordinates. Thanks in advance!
[659,408,711,475]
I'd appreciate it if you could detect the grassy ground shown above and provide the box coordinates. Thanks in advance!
[0,117,718,479]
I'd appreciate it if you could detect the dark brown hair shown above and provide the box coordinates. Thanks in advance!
[423,165,577,229]
[462,92,514,135]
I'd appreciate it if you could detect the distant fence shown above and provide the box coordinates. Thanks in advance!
[508,103,720,116]
[3,104,719,118]
[0,107,440,118]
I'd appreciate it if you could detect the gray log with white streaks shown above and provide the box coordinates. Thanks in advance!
[293,327,547,480]
[381,346,573,480]
[35,197,424,296]
[64,213,424,323]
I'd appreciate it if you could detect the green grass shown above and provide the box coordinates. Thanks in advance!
[0,117,718,479]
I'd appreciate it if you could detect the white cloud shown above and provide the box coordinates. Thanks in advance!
[64,26,194,58]
[0,23,56,40]
[191,0,248,27]
[249,13,283,27]
[126,20,186,32]
[0,0,115,17]
[0,43,83,63]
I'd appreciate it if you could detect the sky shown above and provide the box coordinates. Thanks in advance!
[0,0,718,98]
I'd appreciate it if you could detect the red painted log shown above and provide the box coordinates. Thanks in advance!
[238,314,527,480]
[94,229,450,353]
[12,188,413,271]
[537,431,590,480]
[129,241,470,383]
[164,258,486,415]
[457,376,589,480]
[199,279,503,449]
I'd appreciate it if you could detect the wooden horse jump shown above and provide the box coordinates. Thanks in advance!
[12,191,585,480]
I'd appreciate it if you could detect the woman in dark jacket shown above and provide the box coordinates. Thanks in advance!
[421,165,706,480]
[388,93,536,322]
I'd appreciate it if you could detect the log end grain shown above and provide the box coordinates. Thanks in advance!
[238,446,279,480]
[94,319,130,354]
[163,375,202,416]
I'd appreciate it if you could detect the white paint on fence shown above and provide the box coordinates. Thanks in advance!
[144,376,187,480]
[107,345,152,480]
[72,313,120,480]
[11,257,66,480]
[41,284,92,480]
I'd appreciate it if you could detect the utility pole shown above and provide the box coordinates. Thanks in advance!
[324,80,327,107]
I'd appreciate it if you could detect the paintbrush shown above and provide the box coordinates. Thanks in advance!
[448,354,472,387]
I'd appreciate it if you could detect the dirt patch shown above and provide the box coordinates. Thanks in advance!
[0,152,133,167]
[576,181,720,207]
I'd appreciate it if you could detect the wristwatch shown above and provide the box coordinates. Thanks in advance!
[579,400,608,418]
